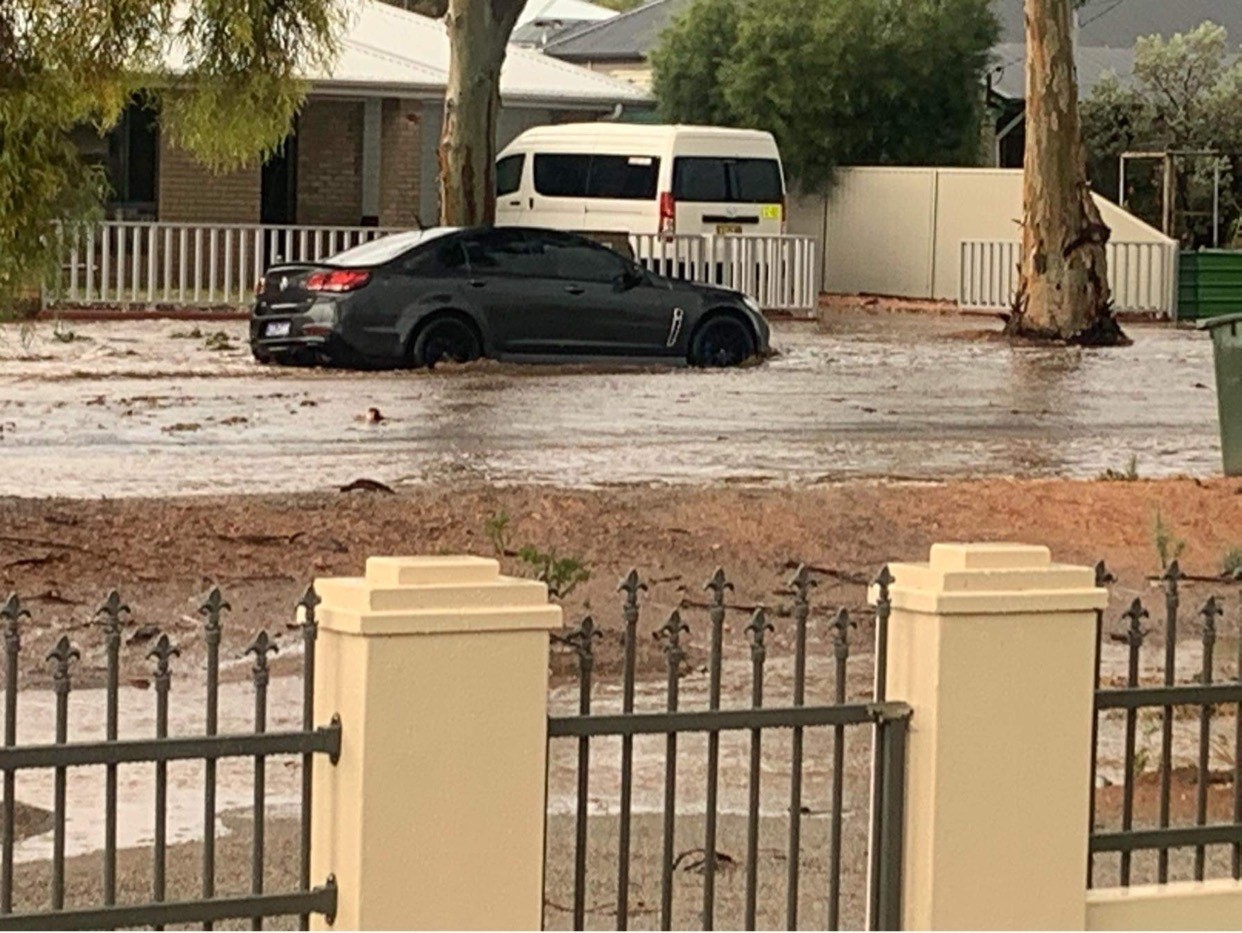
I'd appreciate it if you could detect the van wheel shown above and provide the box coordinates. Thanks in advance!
[689,316,756,367]
[410,315,482,369]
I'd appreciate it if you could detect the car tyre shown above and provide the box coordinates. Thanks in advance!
[688,315,756,368]
[410,315,483,369]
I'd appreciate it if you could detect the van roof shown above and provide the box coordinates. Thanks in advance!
[505,123,777,145]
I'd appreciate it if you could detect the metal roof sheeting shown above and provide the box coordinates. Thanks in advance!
[544,0,692,60]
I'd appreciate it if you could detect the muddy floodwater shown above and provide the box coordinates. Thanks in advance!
[0,313,1220,498]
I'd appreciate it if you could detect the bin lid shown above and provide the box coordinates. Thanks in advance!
[1195,312,1242,330]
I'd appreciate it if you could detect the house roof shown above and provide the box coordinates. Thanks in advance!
[167,1,650,107]
[992,0,1242,48]
[544,0,692,61]
[517,0,617,27]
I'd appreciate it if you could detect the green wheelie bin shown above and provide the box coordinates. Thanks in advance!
[1199,312,1242,476]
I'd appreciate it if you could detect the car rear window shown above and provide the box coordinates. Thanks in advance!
[533,153,660,200]
[328,228,459,267]
[673,157,784,203]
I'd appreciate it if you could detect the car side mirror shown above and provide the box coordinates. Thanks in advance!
[617,265,645,291]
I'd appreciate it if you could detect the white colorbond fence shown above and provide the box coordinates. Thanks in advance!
[630,233,820,314]
[959,239,1179,316]
[46,222,403,310]
[45,222,821,315]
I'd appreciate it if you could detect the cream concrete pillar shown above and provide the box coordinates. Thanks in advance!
[310,556,562,931]
[876,543,1108,930]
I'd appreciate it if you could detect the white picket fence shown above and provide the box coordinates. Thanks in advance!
[630,233,820,313]
[44,221,821,314]
[959,239,1179,316]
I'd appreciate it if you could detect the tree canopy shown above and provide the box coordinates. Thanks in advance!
[1082,21,1242,246]
[650,0,998,190]
[0,0,341,310]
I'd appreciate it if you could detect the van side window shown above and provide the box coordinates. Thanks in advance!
[586,156,660,200]
[496,155,524,196]
[534,154,591,197]
[673,157,784,203]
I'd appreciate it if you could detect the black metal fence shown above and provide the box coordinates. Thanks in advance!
[1089,560,1242,888]
[0,587,340,930]
[544,566,908,932]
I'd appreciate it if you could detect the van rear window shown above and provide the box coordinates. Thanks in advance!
[673,157,784,203]
[533,153,660,200]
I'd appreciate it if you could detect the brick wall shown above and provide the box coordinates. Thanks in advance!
[296,99,365,225]
[157,136,261,224]
[379,99,423,228]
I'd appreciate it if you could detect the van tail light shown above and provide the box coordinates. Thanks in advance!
[659,192,676,235]
[306,269,371,293]
[780,194,787,234]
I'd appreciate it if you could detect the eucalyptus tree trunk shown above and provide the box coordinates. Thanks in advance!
[1008,0,1126,345]
[439,0,524,225]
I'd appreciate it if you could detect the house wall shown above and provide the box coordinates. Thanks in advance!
[157,138,261,224]
[379,99,423,227]
[788,166,1173,301]
[296,99,366,226]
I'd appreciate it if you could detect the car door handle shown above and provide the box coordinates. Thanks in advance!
[564,285,585,296]
[507,200,521,207]
[468,279,486,288]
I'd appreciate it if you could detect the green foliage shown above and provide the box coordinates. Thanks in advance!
[1152,508,1187,571]
[1082,22,1242,247]
[0,1,342,313]
[651,0,998,189]
[1221,546,1242,579]
[1098,454,1139,481]
[517,546,591,600]
[484,510,512,555]
[592,0,646,10]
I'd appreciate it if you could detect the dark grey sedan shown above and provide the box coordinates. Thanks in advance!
[250,226,770,368]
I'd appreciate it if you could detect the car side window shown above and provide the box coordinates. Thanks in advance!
[496,155,524,196]
[462,230,550,278]
[535,232,630,284]
[401,238,468,275]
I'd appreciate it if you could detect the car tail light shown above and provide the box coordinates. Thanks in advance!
[780,194,787,234]
[306,269,371,293]
[254,278,264,297]
[659,192,676,235]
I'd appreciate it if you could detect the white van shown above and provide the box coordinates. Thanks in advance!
[494,124,786,236]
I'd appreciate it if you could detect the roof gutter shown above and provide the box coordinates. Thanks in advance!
[308,80,651,109]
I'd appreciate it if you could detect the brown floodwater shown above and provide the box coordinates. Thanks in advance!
[0,313,1221,498]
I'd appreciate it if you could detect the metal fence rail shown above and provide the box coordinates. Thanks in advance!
[631,234,821,314]
[1088,561,1242,888]
[0,587,339,930]
[543,566,909,932]
[959,239,1179,316]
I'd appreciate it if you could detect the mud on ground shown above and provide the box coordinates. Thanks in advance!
[1,477,1240,687]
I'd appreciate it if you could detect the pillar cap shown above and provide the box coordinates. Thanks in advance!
[871,543,1108,616]
[317,556,563,636]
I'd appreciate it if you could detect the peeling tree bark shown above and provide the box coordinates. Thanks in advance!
[439,0,524,226]
[1009,0,1127,345]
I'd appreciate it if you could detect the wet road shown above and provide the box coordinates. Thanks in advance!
[0,313,1220,498]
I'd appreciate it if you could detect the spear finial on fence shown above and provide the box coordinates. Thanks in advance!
[46,636,80,693]
[1,595,28,655]
[1123,598,1150,647]
[830,607,854,661]
[297,584,321,623]
[704,568,733,605]
[148,635,180,686]
[95,591,129,633]
[246,631,278,688]
[1094,560,1116,588]
[656,610,689,664]
[745,608,773,664]
[1201,596,1223,642]
[789,564,817,603]
[563,616,602,670]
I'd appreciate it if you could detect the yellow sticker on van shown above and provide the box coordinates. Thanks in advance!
[761,204,782,220]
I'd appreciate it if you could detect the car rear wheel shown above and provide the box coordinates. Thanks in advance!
[688,316,756,368]
[410,315,482,369]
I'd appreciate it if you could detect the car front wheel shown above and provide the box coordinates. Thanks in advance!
[688,316,757,368]
[410,315,483,369]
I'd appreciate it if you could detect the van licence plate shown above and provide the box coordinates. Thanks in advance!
[716,224,743,235]
[265,321,292,338]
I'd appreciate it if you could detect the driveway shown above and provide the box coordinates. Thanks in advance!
[0,312,1220,498]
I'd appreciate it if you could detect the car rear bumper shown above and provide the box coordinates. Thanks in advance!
[250,312,348,362]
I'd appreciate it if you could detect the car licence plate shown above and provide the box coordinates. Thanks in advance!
[265,321,292,338]
[716,224,743,235]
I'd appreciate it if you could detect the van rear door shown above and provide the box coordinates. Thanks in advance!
[671,157,785,235]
